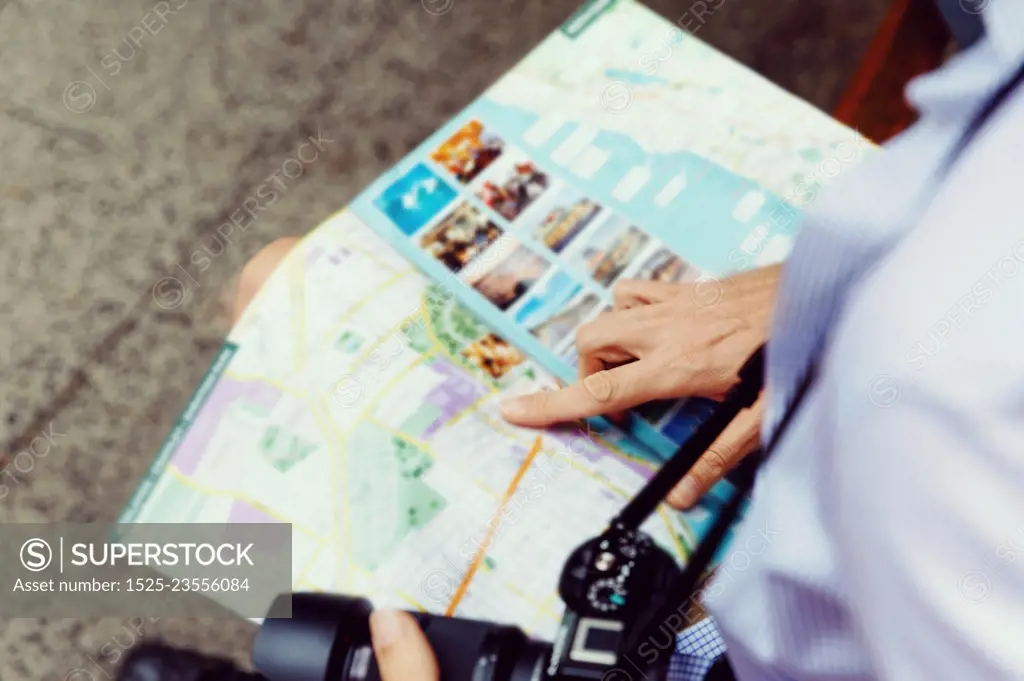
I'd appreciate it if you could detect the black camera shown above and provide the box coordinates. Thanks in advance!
[116,348,766,681]
[251,523,682,681]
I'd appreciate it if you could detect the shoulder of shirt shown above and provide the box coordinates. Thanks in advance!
[829,83,1024,406]
[918,100,1024,379]
[984,2,1024,67]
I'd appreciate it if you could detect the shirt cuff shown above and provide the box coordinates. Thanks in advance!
[668,616,727,681]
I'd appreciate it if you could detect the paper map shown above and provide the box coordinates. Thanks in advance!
[122,0,862,637]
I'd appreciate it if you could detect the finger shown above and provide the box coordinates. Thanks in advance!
[578,352,605,385]
[667,395,764,508]
[370,609,440,681]
[501,360,672,427]
[574,306,652,357]
[578,345,643,426]
[612,279,684,309]
[577,352,630,424]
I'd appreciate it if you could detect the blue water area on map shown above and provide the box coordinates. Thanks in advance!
[603,68,670,86]
[466,97,799,276]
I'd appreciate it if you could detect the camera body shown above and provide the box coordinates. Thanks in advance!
[547,524,680,679]
[250,524,681,681]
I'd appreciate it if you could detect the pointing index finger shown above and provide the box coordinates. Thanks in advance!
[500,360,666,427]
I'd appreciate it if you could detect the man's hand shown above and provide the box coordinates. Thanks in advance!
[666,392,764,507]
[500,266,780,509]
[370,609,439,681]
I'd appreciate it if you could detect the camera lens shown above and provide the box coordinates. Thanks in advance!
[253,593,553,681]
[507,640,551,681]
[254,593,373,681]
[415,614,547,681]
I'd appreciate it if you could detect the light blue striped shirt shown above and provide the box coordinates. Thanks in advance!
[705,2,1024,679]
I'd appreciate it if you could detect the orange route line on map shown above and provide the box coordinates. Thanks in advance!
[445,434,543,617]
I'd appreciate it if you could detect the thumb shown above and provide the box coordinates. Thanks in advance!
[667,395,763,509]
[370,609,439,681]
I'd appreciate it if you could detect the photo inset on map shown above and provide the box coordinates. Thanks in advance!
[633,246,699,284]
[473,149,551,222]
[513,271,601,350]
[419,201,504,273]
[430,120,505,184]
[461,333,526,381]
[563,215,652,287]
[464,239,550,311]
[536,291,603,351]
[373,163,458,236]
[530,186,602,253]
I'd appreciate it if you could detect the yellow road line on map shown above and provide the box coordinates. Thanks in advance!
[220,372,339,458]
[312,400,350,590]
[397,590,427,612]
[657,506,691,561]
[475,412,658,476]
[354,355,430,416]
[566,458,632,498]
[446,435,543,617]
[674,511,699,555]
[164,469,324,540]
[307,270,411,366]
[221,370,341,506]
[223,370,330,415]
[290,252,307,372]
[345,311,417,376]
[475,412,681,563]
[295,543,327,585]
[418,298,484,376]
[363,417,502,495]
[480,416,634,498]
[475,414,549,450]
[444,391,495,428]
[365,417,438,456]
[506,583,562,621]
[216,273,426,590]
[318,232,401,272]
[217,371,348,586]
[319,400,354,591]
[322,355,429,591]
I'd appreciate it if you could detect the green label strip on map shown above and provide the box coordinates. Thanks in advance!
[560,0,617,38]
[118,341,239,524]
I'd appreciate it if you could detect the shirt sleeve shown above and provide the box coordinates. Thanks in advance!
[823,117,1024,678]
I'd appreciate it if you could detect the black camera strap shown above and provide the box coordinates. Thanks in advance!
[627,56,1024,672]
